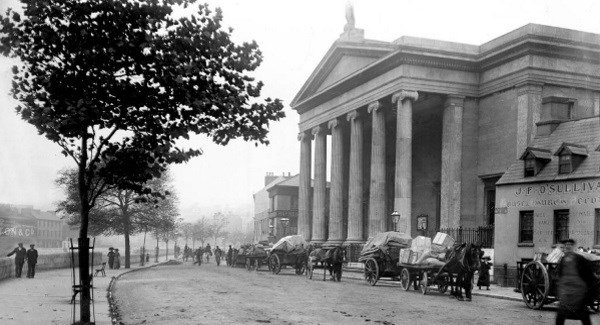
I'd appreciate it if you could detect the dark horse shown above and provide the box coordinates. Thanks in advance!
[441,243,482,301]
[307,246,346,281]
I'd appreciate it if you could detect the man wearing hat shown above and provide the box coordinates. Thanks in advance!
[26,244,38,278]
[7,243,27,278]
[556,238,595,325]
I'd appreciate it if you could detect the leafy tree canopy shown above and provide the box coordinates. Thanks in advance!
[0,0,285,202]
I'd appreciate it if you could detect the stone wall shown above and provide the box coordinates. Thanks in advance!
[0,251,103,281]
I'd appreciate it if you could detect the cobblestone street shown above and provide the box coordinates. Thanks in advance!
[112,262,600,325]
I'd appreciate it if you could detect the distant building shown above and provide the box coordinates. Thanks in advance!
[0,204,70,251]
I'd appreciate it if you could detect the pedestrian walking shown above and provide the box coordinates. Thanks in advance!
[114,249,121,269]
[194,248,202,266]
[26,244,38,278]
[556,238,595,325]
[226,245,233,266]
[146,252,150,263]
[6,243,27,278]
[477,256,492,290]
[107,247,115,269]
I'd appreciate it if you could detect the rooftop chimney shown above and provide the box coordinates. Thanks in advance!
[264,172,278,186]
[536,96,575,136]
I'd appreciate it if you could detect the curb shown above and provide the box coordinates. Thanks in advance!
[342,267,523,302]
[106,260,180,325]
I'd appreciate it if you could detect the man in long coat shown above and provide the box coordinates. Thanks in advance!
[556,238,595,325]
[26,244,38,278]
[7,243,27,278]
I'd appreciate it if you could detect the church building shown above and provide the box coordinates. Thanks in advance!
[291,8,600,277]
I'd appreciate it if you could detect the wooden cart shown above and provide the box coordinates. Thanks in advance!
[397,263,451,294]
[268,249,308,275]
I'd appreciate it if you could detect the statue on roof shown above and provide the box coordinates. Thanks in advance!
[344,2,355,31]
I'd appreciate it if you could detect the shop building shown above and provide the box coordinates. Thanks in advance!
[494,114,600,286]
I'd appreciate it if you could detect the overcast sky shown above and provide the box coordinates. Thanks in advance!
[1,0,600,220]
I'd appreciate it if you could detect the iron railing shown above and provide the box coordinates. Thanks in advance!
[427,225,494,248]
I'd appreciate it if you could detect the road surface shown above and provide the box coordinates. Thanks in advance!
[112,262,599,325]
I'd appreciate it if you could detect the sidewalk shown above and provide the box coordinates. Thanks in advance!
[342,265,523,302]
[0,260,163,325]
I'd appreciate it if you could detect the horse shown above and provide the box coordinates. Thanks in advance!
[440,243,482,301]
[325,246,346,282]
[307,246,346,281]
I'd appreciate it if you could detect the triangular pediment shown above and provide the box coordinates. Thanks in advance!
[291,40,394,108]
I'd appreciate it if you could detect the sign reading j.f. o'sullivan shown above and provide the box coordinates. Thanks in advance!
[513,180,600,196]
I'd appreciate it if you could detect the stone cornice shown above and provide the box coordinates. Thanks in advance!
[292,24,600,114]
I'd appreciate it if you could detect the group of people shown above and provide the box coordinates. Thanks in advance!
[6,243,38,278]
[181,243,226,266]
[106,247,121,269]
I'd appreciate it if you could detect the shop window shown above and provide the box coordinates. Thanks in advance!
[519,211,534,243]
[554,210,569,244]
[595,209,600,246]
[290,196,298,210]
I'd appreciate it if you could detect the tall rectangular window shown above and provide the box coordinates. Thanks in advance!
[524,158,536,177]
[595,209,600,246]
[554,210,570,244]
[519,211,534,243]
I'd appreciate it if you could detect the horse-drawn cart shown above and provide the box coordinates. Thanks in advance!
[397,262,450,294]
[243,244,270,271]
[267,235,308,275]
[358,232,412,286]
[517,257,600,310]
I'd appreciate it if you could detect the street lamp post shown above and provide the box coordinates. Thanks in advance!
[391,211,400,232]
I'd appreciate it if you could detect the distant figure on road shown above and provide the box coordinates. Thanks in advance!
[107,247,115,269]
[194,248,202,266]
[7,243,27,278]
[214,246,223,266]
[146,252,150,263]
[204,244,212,263]
[556,238,595,325]
[226,245,233,266]
[183,245,190,261]
[26,244,38,278]
[114,249,121,269]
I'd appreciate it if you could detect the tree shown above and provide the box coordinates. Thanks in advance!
[209,212,228,245]
[179,222,193,246]
[0,1,283,321]
[57,169,179,268]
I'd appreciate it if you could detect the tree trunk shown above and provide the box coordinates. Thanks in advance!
[77,135,91,323]
[155,236,159,262]
[165,239,169,261]
[124,231,131,269]
[141,229,147,266]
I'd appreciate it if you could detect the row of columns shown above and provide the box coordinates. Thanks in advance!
[298,91,465,245]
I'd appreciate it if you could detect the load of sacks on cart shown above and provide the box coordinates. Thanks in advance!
[358,231,485,300]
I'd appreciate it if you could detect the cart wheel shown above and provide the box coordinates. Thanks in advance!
[364,258,379,286]
[438,273,449,294]
[400,268,411,291]
[269,254,281,274]
[520,261,549,310]
[420,271,429,295]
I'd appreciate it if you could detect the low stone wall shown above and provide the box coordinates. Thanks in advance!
[0,251,103,281]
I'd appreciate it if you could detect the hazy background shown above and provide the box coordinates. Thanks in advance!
[1,0,600,222]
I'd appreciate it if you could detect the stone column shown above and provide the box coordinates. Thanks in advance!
[440,95,464,229]
[297,131,313,241]
[392,90,418,236]
[327,118,344,245]
[516,82,543,157]
[368,101,387,237]
[311,126,327,244]
[345,110,364,243]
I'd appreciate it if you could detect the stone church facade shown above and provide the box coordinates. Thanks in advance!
[291,21,600,247]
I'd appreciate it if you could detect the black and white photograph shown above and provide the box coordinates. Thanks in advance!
[1,0,600,324]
